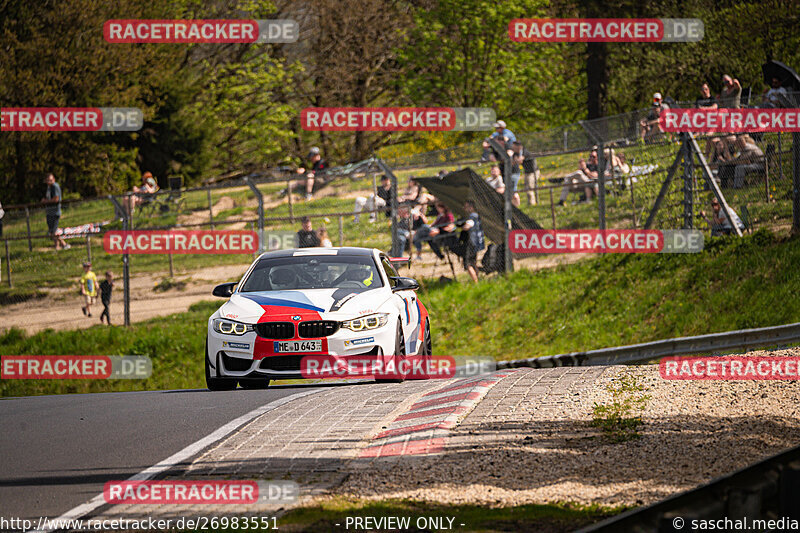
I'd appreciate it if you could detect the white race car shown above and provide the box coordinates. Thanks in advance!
[205,247,432,390]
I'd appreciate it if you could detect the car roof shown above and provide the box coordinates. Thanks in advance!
[255,247,378,260]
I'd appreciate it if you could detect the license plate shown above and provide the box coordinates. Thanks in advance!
[274,340,322,353]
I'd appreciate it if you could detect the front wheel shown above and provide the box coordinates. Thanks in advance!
[375,321,405,384]
[421,319,432,356]
[205,341,238,391]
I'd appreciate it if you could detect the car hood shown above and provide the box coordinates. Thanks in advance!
[219,289,389,323]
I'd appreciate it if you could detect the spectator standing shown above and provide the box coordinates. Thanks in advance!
[79,261,98,317]
[719,75,742,108]
[0,199,4,237]
[460,200,484,283]
[99,271,114,324]
[486,164,505,193]
[296,147,328,201]
[42,173,69,250]
[695,83,718,109]
[512,141,538,206]
[297,216,321,248]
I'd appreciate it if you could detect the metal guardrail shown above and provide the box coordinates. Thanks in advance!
[496,322,800,369]
[577,442,800,532]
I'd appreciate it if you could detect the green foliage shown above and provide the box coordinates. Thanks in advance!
[591,373,650,442]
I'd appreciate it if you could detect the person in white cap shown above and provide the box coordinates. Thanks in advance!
[640,92,669,143]
[490,120,516,143]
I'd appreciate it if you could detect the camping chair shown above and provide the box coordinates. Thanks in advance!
[153,176,185,214]
[739,205,754,234]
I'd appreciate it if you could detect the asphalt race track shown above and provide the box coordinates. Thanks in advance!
[0,385,322,523]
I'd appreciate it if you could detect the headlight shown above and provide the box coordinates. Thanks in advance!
[341,313,389,332]
[212,318,254,336]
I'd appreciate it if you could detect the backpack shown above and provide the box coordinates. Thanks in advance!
[480,243,506,274]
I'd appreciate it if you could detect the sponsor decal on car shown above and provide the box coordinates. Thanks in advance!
[343,337,375,347]
[222,341,250,350]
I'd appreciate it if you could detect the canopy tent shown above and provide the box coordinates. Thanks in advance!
[415,168,542,245]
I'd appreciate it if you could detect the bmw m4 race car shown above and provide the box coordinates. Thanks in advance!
[205,247,431,390]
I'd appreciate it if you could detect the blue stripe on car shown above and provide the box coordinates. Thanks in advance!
[240,293,325,312]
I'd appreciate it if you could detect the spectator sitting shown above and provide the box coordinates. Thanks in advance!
[486,164,505,193]
[293,146,329,201]
[318,227,332,247]
[557,148,599,206]
[731,135,765,188]
[400,177,435,207]
[490,120,516,143]
[701,198,744,236]
[695,83,718,109]
[126,172,158,215]
[640,92,670,142]
[602,147,631,188]
[297,216,321,247]
[412,201,455,260]
[706,137,732,171]
[719,74,742,108]
[761,77,789,108]
[397,203,428,255]
[459,200,484,283]
[354,174,392,223]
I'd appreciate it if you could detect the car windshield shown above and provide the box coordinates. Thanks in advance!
[239,255,384,292]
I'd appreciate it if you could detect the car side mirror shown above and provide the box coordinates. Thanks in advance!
[212,282,236,297]
[391,277,419,292]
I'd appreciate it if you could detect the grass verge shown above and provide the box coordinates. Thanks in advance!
[2,230,799,396]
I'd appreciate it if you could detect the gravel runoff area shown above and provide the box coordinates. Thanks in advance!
[333,348,800,508]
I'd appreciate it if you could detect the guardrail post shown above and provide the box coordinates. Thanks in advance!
[244,177,265,253]
[25,208,32,251]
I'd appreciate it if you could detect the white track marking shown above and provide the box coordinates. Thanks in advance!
[28,388,323,533]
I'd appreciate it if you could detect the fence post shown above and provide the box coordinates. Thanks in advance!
[287,177,295,223]
[549,187,556,229]
[244,177,265,253]
[25,208,32,251]
[338,215,344,246]
[630,175,638,228]
[207,187,214,230]
[108,195,130,326]
[682,133,694,229]
[489,138,514,273]
[375,158,400,256]
[597,142,606,230]
[793,132,799,235]
[4,240,11,288]
[168,253,174,278]
[86,235,92,263]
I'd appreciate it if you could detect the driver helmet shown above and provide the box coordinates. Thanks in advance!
[269,267,297,288]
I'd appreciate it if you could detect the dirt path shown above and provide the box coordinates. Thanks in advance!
[0,264,250,334]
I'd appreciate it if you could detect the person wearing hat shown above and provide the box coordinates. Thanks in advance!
[489,120,516,143]
[640,92,670,143]
[294,147,328,201]
[126,171,159,215]
[79,261,98,317]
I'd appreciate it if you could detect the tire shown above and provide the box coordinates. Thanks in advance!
[205,340,238,391]
[239,378,270,389]
[421,319,432,356]
[375,321,405,384]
